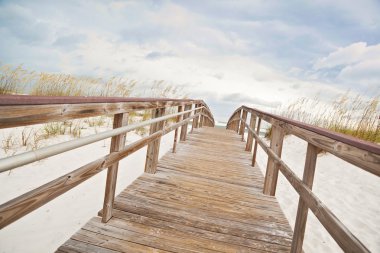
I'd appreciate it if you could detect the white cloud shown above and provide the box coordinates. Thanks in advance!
[337,59,380,87]
[312,42,380,90]
[313,42,380,70]
[313,42,368,70]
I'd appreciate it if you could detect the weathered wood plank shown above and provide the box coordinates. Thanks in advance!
[56,127,293,253]
[248,108,380,176]
[110,209,288,252]
[180,104,192,141]
[291,143,319,253]
[102,113,128,222]
[0,101,194,129]
[252,117,262,166]
[246,113,257,151]
[248,126,370,253]
[145,108,165,173]
[172,105,183,153]
[239,109,247,136]
[263,125,285,195]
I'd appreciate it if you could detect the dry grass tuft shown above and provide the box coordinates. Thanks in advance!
[266,92,380,143]
[0,63,189,149]
[0,64,34,95]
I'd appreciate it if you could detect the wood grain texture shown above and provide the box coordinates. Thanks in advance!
[145,108,165,174]
[102,113,129,222]
[263,125,285,196]
[290,143,319,253]
[245,125,370,253]
[242,105,380,154]
[0,114,199,229]
[242,107,380,176]
[56,127,293,253]
[180,104,192,141]
[0,101,189,129]
[191,104,198,132]
[239,109,247,136]
[172,106,183,153]
[252,117,262,166]
[246,114,257,151]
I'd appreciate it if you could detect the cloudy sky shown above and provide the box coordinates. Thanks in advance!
[1,0,379,121]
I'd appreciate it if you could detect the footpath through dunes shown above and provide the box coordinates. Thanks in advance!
[57,127,293,253]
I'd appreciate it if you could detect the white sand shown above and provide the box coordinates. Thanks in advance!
[0,124,175,253]
[256,135,380,252]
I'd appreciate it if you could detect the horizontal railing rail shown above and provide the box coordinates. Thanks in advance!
[0,95,214,129]
[226,105,379,253]
[0,107,202,173]
[0,95,214,229]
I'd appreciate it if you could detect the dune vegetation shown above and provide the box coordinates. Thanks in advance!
[0,63,188,156]
[266,92,380,143]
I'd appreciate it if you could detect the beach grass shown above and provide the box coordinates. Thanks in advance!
[265,93,380,143]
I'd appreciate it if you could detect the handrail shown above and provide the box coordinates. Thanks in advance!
[0,95,215,229]
[226,106,379,253]
[0,107,202,173]
[242,106,380,155]
[0,95,214,129]
[228,106,380,176]
[0,94,198,105]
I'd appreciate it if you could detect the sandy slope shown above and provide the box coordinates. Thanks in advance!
[0,126,175,253]
[256,135,380,252]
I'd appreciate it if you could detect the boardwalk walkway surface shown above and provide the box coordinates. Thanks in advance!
[56,127,293,253]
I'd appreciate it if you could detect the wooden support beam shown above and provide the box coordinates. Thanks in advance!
[180,104,192,141]
[172,106,183,153]
[252,117,262,166]
[102,113,128,222]
[145,108,165,173]
[199,108,204,128]
[191,104,199,132]
[291,143,319,253]
[263,125,284,195]
[245,114,257,151]
[0,100,196,129]
[249,128,370,253]
[0,131,162,229]
[239,110,247,135]
[246,107,380,177]
[196,104,201,128]
[234,110,242,132]
[240,110,248,137]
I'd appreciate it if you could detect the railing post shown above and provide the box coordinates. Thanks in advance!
[235,109,242,132]
[102,112,128,222]
[197,104,202,128]
[172,105,183,153]
[180,104,192,141]
[252,117,261,166]
[291,143,320,253]
[239,109,248,141]
[245,113,257,151]
[263,125,285,195]
[199,106,204,128]
[145,107,165,174]
[191,104,199,132]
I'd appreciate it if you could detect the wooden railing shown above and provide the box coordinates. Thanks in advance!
[227,106,379,253]
[0,95,214,228]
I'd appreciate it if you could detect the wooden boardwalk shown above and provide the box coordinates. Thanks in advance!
[56,127,293,253]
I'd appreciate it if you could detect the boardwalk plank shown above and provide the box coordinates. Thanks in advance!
[56,127,293,253]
